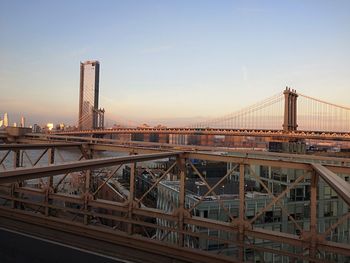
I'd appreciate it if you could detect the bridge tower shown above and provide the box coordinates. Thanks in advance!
[283,87,298,132]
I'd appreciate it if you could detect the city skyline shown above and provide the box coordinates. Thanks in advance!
[1,1,349,126]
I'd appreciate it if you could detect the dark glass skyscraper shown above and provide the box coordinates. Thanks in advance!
[78,60,100,130]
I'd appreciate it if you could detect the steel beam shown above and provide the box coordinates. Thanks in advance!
[187,152,312,171]
[18,135,350,161]
[45,128,350,141]
[187,162,236,222]
[309,171,318,260]
[177,156,186,247]
[127,161,136,235]
[312,163,350,206]
[247,166,303,232]
[93,165,122,196]
[137,162,177,205]
[238,164,245,261]
[187,152,350,175]
[0,143,84,150]
[249,174,305,224]
[0,150,10,167]
[18,135,350,173]
[0,152,181,184]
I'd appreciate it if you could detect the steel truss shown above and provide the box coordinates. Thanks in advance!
[0,142,350,262]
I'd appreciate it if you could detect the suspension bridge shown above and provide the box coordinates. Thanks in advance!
[1,88,350,262]
[54,88,350,141]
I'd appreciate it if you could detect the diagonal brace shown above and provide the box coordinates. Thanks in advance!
[137,162,177,205]
[248,166,304,232]
[250,173,305,224]
[188,163,239,213]
[93,165,122,197]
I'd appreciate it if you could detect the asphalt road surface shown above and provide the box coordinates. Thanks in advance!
[0,227,133,263]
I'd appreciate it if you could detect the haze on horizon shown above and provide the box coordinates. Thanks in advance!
[0,1,349,127]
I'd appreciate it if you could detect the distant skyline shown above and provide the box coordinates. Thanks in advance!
[1,1,349,126]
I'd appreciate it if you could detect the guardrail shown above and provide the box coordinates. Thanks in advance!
[0,144,349,262]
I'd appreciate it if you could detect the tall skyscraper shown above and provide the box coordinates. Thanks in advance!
[78,60,103,130]
[3,113,9,127]
[20,116,26,127]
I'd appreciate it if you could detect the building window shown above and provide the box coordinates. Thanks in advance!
[203,210,208,218]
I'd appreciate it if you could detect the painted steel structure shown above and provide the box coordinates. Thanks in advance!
[52,127,350,141]
[0,138,350,262]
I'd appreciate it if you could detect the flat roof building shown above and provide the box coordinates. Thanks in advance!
[156,160,350,262]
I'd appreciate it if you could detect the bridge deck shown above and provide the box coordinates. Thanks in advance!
[49,127,350,141]
[0,227,126,263]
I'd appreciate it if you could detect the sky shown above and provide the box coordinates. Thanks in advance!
[0,0,349,127]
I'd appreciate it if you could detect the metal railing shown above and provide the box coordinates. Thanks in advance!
[0,142,349,262]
